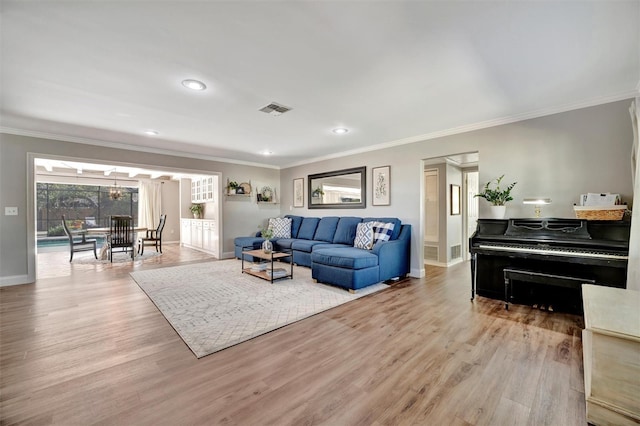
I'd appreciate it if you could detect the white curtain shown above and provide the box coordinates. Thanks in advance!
[138,181,162,229]
[627,98,640,290]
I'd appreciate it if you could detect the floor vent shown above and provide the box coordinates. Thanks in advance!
[424,245,439,261]
[259,102,292,116]
[451,244,462,259]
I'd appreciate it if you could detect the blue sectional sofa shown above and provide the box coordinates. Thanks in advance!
[234,215,411,291]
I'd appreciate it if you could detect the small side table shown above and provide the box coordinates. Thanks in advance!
[241,248,293,283]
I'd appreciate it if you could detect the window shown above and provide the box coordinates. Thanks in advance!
[37,183,138,236]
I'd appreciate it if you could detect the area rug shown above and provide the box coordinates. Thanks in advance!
[129,260,388,358]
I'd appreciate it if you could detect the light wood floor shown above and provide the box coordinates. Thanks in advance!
[1,245,587,425]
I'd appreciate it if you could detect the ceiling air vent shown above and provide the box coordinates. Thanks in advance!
[259,102,292,116]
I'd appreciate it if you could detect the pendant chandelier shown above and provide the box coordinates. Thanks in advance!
[109,169,122,200]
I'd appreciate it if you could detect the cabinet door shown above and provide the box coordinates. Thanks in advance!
[191,220,203,247]
[181,219,192,245]
[202,220,218,255]
[204,177,214,202]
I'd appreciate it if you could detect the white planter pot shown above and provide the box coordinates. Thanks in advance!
[489,205,506,219]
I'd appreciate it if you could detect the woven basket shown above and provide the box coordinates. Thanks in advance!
[573,205,626,220]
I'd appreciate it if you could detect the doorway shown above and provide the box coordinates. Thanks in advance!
[422,152,478,267]
[30,154,222,279]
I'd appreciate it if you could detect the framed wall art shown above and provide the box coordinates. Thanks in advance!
[372,166,390,206]
[293,178,304,208]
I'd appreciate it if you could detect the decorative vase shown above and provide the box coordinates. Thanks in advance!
[193,212,200,219]
[489,205,506,219]
[262,239,273,254]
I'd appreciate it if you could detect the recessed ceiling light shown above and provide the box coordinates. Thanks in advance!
[181,79,207,91]
[144,130,159,136]
[263,150,273,156]
[332,128,349,134]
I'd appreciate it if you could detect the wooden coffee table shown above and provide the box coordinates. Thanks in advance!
[241,248,293,283]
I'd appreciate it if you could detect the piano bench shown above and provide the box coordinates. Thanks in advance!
[503,268,596,310]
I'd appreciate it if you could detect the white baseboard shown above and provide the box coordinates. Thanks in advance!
[0,274,33,287]
[425,258,465,268]
[410,267,425,278]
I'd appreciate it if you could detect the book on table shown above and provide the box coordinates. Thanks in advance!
[267,268,288,278]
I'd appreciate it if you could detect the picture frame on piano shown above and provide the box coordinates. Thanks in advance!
[451,184,461,215]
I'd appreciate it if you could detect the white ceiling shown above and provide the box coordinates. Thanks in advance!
[2,1,639,168]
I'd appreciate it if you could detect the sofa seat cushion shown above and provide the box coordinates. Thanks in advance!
[310,243,352,251]
[291,239,330,253]
[312,247,379,270]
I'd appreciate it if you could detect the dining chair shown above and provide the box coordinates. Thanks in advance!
[108,215,135,262]
[138,214,166,255]
[61,215,97,262]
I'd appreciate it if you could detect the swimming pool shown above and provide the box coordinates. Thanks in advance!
[37,236,107,252]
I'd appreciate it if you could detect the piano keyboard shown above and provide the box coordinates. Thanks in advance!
[477,243,628,260]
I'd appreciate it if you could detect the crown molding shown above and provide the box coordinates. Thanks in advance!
[2,90,638,172]
[0,127,280,170]
[281,90,639,169]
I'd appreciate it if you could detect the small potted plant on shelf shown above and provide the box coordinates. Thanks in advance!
[227,181,239,195]
[190,203,204,219]
[475,174,517,219]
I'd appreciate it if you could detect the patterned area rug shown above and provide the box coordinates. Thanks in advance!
[130,259,388,358]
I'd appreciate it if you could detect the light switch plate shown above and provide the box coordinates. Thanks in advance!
[5,207,18,216]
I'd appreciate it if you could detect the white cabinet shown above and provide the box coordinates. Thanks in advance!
[582,284,640,426]
[202,220,218,256]
[191,177,215,203]
[191,220,203,248]
[180,218,218,257]
[181,219,192,246]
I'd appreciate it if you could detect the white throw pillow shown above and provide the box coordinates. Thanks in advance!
[372,221,395,244]
[354,221,374,250]
[268,217,292,238]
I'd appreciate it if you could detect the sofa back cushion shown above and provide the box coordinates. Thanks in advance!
[333,217,362,245]
[297,217,320,240]
[268,217,292,238]
[313,216,340,242]
[363,217,402,240]
[284,215,304,238]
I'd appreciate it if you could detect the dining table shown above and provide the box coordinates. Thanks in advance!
[85,226,148,260]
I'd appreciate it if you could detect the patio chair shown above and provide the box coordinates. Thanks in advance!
[108,215,135,262]
[138,214,166,255]
[61,215,97,262]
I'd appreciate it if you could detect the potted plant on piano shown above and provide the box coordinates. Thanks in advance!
[475,175,517,219]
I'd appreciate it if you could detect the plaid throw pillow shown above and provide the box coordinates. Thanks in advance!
[353,221,374,250]
[372,221,395,244]
[268,217,292,238]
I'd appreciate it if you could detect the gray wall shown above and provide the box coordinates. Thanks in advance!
[279,99,636,278]
[1,99,637,285]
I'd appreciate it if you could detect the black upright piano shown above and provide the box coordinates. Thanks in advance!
[469,218,630,311]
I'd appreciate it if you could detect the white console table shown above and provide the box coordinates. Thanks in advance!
[582,284,640,425]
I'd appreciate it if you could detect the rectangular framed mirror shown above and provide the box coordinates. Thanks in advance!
[308,166,366,209]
